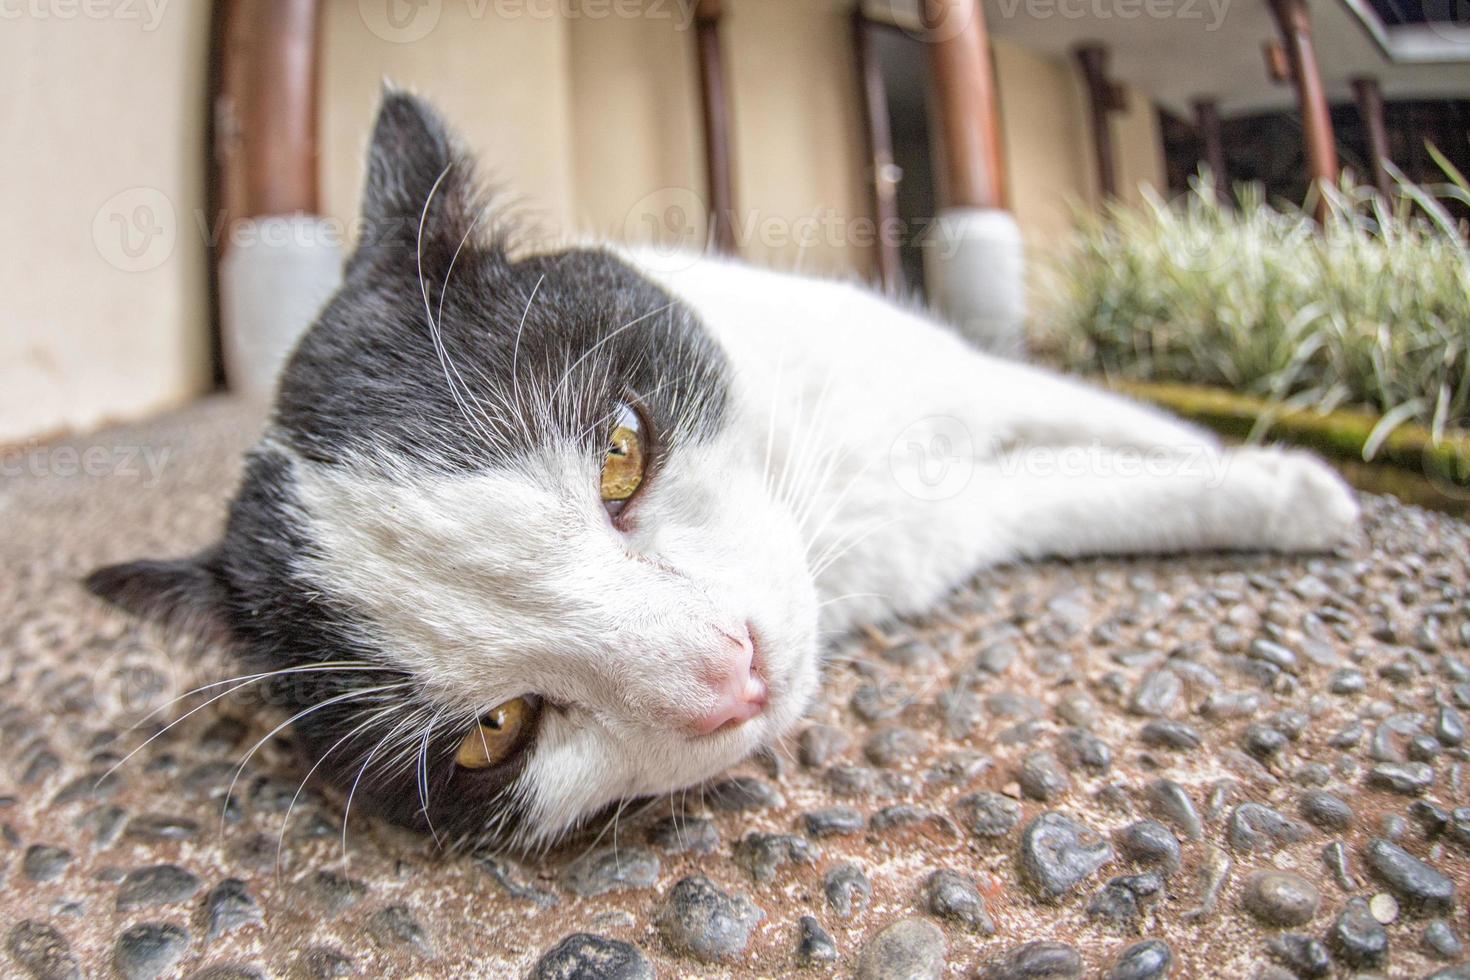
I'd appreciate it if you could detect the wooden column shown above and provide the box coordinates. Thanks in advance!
[694,0,736,254]
[1074,44,1123,200]
[1192,98,1229,197]
[923,0,1005,210]
[1352,76,1393,199]
[1268,0,1338,211]
[852,12,902,295]
[217,0,322,225]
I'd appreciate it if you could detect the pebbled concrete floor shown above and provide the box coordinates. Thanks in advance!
[1,397,1468,979]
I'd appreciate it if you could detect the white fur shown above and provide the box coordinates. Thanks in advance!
[295,251,1359,844]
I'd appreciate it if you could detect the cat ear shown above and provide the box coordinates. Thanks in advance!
[85,550,230,643]
[350,88,484,275]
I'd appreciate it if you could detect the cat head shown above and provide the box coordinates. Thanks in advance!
[86,92,820,850]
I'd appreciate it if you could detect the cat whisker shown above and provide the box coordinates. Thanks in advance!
[218,681,412,841]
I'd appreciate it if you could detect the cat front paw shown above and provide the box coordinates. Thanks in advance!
[1252,448,1361,552]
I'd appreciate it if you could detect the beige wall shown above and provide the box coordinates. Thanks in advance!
[320,0,577,242]
[994,38,1165,253]
[2,0,1166,444]
[566,5,705,245]
[723,0,874,278]
[1,3,212,446]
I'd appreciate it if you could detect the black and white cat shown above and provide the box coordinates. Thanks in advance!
[87,93,1359,850]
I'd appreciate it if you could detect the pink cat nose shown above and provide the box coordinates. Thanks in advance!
[688,627,768,736]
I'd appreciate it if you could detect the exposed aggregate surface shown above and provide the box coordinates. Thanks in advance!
[2,398,1468,978]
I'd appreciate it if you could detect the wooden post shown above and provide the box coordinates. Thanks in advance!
[1074,44,1121,200]
[694,0,736,254]
[217,0,322,225]
[852,11,902,295]
[1192,98,1229,197]
[1352,76,1393,199]
[1268,0,1338,213]
[923,0,1005,211]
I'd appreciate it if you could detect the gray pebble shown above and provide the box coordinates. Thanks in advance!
[824,861,871,918]
[560,846,659,897]
[981,940,1082,979]
[205,879,262,939]
[798,725,851,767]
[797,916,837,964]
[22,844,70,883]
[1424,918,1463,960]
[1242,725,1288,759]
[1242,870,1321,926]
[703,776,782,811]
[1368,762,1435,795]
[124,814,200,842]
[116,865,201,910]
[1229,803,1307,852]
[937,689,985,739]
[1020,811,1113,900]
[924,869,995,934]
[1105,939,1172,980]
[1017,751,1070,801]
[656,876,762,963]
[1329,896,1388,967]
[1323,841,1359,890]
[529,934,654,980]
[866,726,926,767]
[1058,728,1111,773]
[803,806,865,838]
[646,816,718,854]
[366,905,432,958]
[1267,934,1332,978]
[1147,779,1203,840]
[1087,874,1161,927]
[295,948,353,979]
[1364,837,1456,913]
[113,923,189,980]
[300,871,366,917]
[1140,720,1201,750]
[734,833,815,883]
[1328,669,1367,695]
[6,921,80,980]
[1436,706,1466,746]
[956,791,1022,838]
[856,917,945,980]
[1129,670,1182,717]
[1116,820,1180,875]
[1299,791,1354,831]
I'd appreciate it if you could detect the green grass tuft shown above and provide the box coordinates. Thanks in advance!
[1042,169,1470,455]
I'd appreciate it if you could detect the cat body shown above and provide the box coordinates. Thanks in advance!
[87,93,1358,850]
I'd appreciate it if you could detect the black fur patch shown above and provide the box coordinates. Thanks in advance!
[87,92,734,849]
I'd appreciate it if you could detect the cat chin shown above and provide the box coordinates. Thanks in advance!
[510,652,818,850]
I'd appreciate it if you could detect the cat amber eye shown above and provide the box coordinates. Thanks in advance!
[599,403,646,514]
[455,698,534,770]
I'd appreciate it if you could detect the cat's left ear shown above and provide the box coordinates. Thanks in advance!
[85,550,231,645]
[348,88,490,277]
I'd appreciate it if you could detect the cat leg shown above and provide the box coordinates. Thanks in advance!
[984,443,1360,563]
